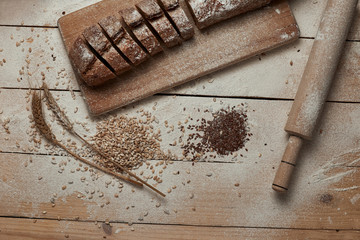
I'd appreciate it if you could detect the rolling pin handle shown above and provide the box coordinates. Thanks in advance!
[272,135,303,192]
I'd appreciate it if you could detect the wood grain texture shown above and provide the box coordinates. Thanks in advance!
[1,217,360,240]
[1,151,360,229]
[58,0,299,115]
[1,89,360,229]
[0,27,359,103]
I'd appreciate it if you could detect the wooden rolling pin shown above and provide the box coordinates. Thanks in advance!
[272,0,359,192]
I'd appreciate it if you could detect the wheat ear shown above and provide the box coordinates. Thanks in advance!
[31,90,142,187]
[41,83,165,197]
[32,90,58,143]
[42,82,73,132]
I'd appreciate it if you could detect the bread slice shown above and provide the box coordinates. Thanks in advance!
[186,0,272,29]
[69,37,116,87]
[120,7,163,56]
[83,25,131,76]
[159,0,194,40]
[99,15,148,66]
[136,0,182,48]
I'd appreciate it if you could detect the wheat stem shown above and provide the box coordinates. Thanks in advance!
[56,142,142,187]
[31,90,142,187]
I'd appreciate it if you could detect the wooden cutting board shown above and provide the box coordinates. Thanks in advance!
[58,0,299,115]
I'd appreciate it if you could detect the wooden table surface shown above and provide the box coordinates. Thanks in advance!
[1,0,360,239]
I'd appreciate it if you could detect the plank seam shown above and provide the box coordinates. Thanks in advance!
[0,24,58,28]
[1,151,360,168]
[0,215,356,231]
[3,87,360,104]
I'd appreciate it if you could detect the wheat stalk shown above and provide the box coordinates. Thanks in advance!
[31,90,142,187]
[41,83,165,197]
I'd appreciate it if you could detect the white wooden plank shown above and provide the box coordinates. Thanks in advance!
[0,26,359,102]
[1,146,360,229]
[1,88,360,159]
[0,0,100,27]
[1,217,359,240]
[166,40,360,102]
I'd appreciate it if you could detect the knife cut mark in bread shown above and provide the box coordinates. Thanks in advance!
[159,0,194,40]
[120,7,163,56]
[83,25,131,76]
[99,15,148,66]
[186,0,272,29]
[136,0,182,48]
[69,37,116,87]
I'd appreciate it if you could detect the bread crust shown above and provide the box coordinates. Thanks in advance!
[161,0,179,10]
[98,15,126,43]
[69,37,116,87]
[120,7,163,55]
[99,15,147,65]
[186,0,272,29]
[160,0,194,40]
[83,24,131,76]
[136,0,182,48]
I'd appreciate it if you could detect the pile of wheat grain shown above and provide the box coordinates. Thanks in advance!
[92,111,174,170]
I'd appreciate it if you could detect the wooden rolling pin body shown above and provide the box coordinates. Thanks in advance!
[272,0,359,192]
